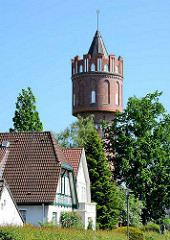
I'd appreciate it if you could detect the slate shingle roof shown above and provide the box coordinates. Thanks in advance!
[0,132,68,204]
[63,148,82,180]
[88,30,109,59]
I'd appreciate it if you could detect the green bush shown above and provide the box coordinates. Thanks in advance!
[162,217,170,229]
[145,230,170,240]
[87,218,93,230]
[0,228,16,240]
[60,211,84,230]
[114,226,145,240]
[141,222,160,233]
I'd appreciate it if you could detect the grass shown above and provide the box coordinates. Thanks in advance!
[0,225,170,240]
[0,225,127,240]
[144,231,170,240]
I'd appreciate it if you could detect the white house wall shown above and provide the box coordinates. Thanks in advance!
[47,205,72,225]
[0,186,23,226]
[18,204,72,226]
[76,149,96,230]
[77,158,87,203]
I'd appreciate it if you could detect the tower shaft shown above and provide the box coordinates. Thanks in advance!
[71,31,123,137]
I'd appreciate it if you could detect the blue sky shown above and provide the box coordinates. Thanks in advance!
[0,0,169,133]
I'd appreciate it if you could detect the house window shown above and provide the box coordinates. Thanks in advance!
[91,63,95,71]
[91,91,96,104]
[20,210,26,223]
[116,65,119,73]
[4,200,6,206]
[61,175,65,195]
[1,203,3,210]
[52,212,58,225]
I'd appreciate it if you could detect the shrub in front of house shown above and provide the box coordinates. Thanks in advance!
[0,228,16,240]
[140,222,160,233]
[60,211,84,230]
[113,226,145,240]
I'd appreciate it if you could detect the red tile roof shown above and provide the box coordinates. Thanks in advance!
[62,149,82,180]
[0,149,6,175]
[0,132,68,204]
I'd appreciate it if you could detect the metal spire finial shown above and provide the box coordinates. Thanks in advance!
[96,9,100,30]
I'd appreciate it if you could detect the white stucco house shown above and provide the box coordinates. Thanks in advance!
[63,148,96,230]
[0,179,24,226]
[0,132,78,226]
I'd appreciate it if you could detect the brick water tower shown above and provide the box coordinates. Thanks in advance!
[71,27,123,137]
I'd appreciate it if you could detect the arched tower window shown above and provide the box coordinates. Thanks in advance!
[73,83,75,107]
[79,65,83,73]
[104,64,108,72]
[104,80,110,104]
[116,65,119,74]
[115,82,120,106]
[97,58,102,71]
[91,80,96,104]
[78,81,84,105]
[84,59,89,72]
[91,63,95,71]
[91,91,96,103]
[75,61,78,74]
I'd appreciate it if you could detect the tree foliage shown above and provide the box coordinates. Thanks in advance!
[103,91,170,223]
[118,187,144,228]
[84,129,120,229]
[10,87,43,132]
[55,115,95,148]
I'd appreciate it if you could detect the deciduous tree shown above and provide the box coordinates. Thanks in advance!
[55,115,95,148]
[10,87,43,132]
[103,91,170,223]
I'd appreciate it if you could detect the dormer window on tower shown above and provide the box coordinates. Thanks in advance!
[91,63,95,71]
[97,58,102,71]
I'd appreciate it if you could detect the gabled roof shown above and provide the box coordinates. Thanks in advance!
[0,132,70,204]
[88,30,109,59]
[62,148,82,180]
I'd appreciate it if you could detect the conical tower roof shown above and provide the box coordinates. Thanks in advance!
[88,30,109,59]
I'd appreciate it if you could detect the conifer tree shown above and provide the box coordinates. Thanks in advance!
[84,129,119,229]
[10,87,43,132]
